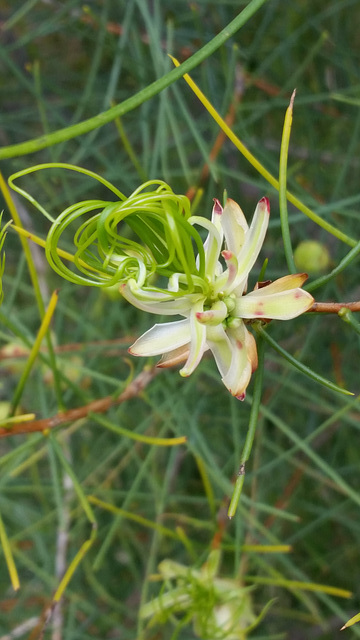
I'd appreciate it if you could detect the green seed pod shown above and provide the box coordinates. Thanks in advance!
[294,240,331,274]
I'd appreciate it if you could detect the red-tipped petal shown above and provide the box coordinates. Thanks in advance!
[258,196,270,214]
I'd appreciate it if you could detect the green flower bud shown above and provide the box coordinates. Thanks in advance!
[226,316,242,329]
[223,294,236,313]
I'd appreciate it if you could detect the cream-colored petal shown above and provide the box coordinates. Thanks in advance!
[180,301,207,376]
[120,282,197,316]
[213,250,238,293]
[206,324,233,380]
[196,300,228,325]
[222,323,256,399]
[129,319,191,356]
[244,327,258,372]
[234,287,314,320]
[252,273,308,295]
[157,344,191,368]
[221,198,248,255]
[189,215,223,280]
[211,198,223,231]
[227,197,270,294]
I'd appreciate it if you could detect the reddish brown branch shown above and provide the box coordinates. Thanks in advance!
[0,337,132,361]
[308,301,360,313]
[0,366,160,439]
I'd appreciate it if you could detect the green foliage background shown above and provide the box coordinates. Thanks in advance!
[0,1,359,638]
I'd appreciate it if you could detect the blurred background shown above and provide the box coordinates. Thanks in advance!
[0,1,359,638]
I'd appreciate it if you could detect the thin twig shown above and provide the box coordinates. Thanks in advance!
[0,337,132,361]
[308,301,360,313]
[52,436,73,640]
[0,367,161,439]
[0,617,39,640]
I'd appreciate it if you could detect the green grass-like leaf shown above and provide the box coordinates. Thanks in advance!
[1,2,360,639]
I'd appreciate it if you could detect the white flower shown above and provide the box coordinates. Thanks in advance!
[121,197,314,399]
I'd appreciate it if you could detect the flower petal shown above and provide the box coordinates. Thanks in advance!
[234,287,314,320]
[196,300,228,325]
[180,301,207,377]
[205,323,256,399]
[253,273,309,294]
[120,282,196,316]
[211,198,224,230]
[157,344,191,368]
[129,318,191,356]
[206,324,233,380]
[244,327,258,372]
[221,198,248,255]
[222,323,256,399]
[227,197,270,294]
[213,249,238,292]
[189,214,223,281]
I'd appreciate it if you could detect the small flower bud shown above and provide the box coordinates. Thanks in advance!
[223,294,236,313]
[226,316,242,329]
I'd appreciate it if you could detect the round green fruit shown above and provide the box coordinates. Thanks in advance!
[294,240,331,274]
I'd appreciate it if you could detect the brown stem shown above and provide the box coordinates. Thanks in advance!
[0,366,160,440]
[0,337,132,361]
[308,301,360,313]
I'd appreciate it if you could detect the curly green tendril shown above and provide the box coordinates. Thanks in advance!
[9,163,206,295]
